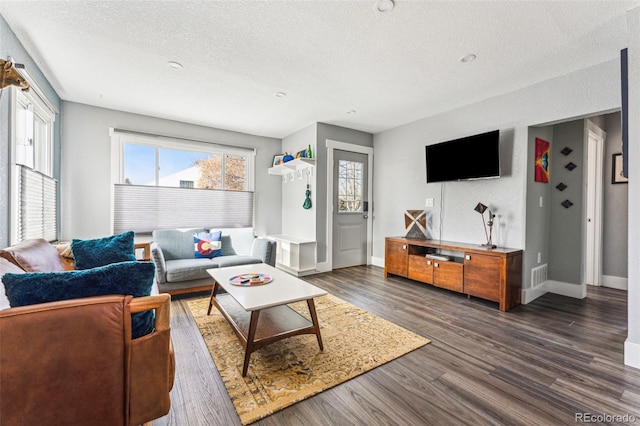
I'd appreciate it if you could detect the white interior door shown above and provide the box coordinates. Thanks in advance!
[332,149,368,269]
[585,128,604,286]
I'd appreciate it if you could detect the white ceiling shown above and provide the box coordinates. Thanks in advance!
[1,1,639,139]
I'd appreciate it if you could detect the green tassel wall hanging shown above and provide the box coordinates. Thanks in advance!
[303,184,312,209]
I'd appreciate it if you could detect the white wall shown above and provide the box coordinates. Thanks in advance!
[281,124,317,240]
[60,102,282,239]
[372,59,621,270]
[625,6,640,368]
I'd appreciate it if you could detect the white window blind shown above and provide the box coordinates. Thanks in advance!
[113,184,254,233]
[17,165,57,242]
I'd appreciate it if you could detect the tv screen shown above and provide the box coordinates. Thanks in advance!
[425,130,500,183]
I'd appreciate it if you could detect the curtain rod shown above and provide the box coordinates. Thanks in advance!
[111,128,257,154]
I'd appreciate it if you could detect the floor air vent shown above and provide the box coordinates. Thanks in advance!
[531,264,548,287]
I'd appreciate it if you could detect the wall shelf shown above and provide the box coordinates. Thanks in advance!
[268,158,315,176]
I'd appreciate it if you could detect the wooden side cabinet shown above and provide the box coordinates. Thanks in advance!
[464,252,522,311]
[268,234,317,277]
[384,239,409,278]
[384,237,522,311]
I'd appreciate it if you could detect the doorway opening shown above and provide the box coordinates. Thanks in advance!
[527,111,627,298]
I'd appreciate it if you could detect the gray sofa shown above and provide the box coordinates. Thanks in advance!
[150,227,276,294]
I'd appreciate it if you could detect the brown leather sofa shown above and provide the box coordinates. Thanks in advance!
[0,239,175,425]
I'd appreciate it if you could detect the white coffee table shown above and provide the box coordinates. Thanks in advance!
[207,263,327,376]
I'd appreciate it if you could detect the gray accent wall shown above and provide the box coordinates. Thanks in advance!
[60,102,282,240]
[0,15,61,247]
[548,120,585,284]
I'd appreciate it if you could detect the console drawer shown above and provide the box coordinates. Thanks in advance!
[408,255,433,284]
[433,260,463,292]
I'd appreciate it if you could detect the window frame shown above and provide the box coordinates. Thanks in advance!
[109,129,256,234]
[9,85,57,244]
[110,130,254,191]
[336,158,364,214]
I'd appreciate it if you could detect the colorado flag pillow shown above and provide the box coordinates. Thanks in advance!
[194,231,222,258]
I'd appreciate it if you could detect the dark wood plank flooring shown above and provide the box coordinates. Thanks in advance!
[154,265,640,426]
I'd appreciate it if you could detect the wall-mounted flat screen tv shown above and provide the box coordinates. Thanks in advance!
[425,130,500,183]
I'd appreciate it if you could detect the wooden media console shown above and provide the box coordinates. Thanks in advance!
[384,237,523,311]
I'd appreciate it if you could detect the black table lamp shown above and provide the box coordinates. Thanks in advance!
[474,202,496,249]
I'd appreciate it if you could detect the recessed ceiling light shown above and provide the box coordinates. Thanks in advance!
[167,61,183,69]
[347,110,357,115]
[275,92,287,98]
[459,54,477,63]
[375,0,395,12]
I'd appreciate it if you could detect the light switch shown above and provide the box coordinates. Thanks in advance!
[425,198,434,207]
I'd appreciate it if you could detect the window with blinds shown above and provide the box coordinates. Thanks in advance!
[10,85,57,244]
[110,129,256,234]
[113,185,253,234]
[17,166,57,241]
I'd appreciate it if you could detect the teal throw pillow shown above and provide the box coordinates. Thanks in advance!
[194,231,222,258]
[2,261,155,338]
[71,231,136,269]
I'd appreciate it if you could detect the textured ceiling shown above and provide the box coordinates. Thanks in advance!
[1,1,638,139]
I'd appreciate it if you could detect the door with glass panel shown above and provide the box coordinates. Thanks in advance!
[332,149,368,269]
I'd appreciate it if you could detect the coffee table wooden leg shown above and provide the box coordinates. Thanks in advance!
[242,310,261,376]
[307,299,323,351]
[207,281,220,315]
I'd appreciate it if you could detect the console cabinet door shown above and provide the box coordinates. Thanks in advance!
[463,253,502,302]
[433,261,463,292]
[408,256,433,283]
[385,240,408,277]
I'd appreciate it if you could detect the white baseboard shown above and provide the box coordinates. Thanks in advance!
[315,259,384,273]
[546,280,587,299]
[602,275,628,290]
[315,261,331,273]
[521,283,548,304]
[625,338,640,369]
[275,263,319,277]
[521,280,587,304]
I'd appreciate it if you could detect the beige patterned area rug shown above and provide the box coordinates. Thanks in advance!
[187,293,430,425]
